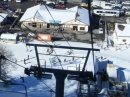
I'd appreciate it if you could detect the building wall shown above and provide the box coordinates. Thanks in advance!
[21,19,89,32]
[63,19,88,25]
[113,37,130,45]
[21,21,47,28]
[23,17,45,23]
[111,31,130,45]
[63,19,89,32]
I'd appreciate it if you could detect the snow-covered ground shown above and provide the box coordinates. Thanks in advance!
[0,40,130,97]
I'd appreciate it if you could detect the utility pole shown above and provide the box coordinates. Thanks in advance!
[0,53,1,79]
[104,15,110,46]
[0,61,1,79]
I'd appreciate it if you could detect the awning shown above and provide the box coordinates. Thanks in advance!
[49,20,61,23]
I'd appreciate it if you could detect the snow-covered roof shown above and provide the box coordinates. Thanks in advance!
[0,13,8,22]
[20,5,40,21]
[20,5,90,25]
[115,23,130,36]
[0,34,17,39]
[37,9,76,23]
[77,7,90,25]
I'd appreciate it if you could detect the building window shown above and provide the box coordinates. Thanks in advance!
[80,27,85,30]
[28,23,32,26]
[122,39,126,42]
[118,25,125,31]
[32,22,37,27]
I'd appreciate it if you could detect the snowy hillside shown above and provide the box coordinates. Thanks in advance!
[0,41,130,97]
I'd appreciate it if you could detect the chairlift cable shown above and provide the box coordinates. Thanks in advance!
[9,12,63,69]
[0,2,20,30]
[44,4,72,49]
[39,53,86,58]
[5,58,26,68]
[0,2,68,70]
[40,80,55,93]
[43,3,77,66]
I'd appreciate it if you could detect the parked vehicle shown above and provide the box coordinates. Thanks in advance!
[0,6,4,10]
[122,4,130,10]
[80,2,88,8]
[16,0,22,3]
[99,19,105,25]
[1,3,9,9]
[93,9,120,17]
[3,0,8,2]
[102,3,113,9]
[92,5,103,9]
[122,1,130,4]
[125,11,130,15]
[46,0,55,4]
[58,0,67,4]
[36,0,43,4]
[112,7,125,15]
[6,8,15,13]
[46,3,55,9]
[13,11,20,17]
[55,2,66,9]
[82,0,88,4]
[8,8,15,12]
[99,28,104,34]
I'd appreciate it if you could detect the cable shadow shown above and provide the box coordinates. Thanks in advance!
[17,57,35,62]
[25,62,31,64]
[27,57,35,60]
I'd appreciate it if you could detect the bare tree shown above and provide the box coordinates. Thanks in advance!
[0,44,16,80]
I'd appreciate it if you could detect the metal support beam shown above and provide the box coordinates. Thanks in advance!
[40,68,93,76]
[54,73,67,97]
[82,50,90,72]
[34,45,43,79]
[34,45,40,68]
[26,43,100,51]
[38,53,86,58]
[29,67,93,79]
[0,56,1,79]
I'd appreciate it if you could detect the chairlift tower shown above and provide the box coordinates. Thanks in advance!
[24,43,100,97]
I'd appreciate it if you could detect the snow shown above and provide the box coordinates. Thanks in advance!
[0,13,8,22]
[0,40,130,97]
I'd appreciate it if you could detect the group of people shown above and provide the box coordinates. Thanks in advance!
[56,26,64,32]
[47,48,54,55]
[18,35,29,43]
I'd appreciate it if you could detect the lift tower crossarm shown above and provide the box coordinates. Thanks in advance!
[26,43,100,51]
[29,67,93,76]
